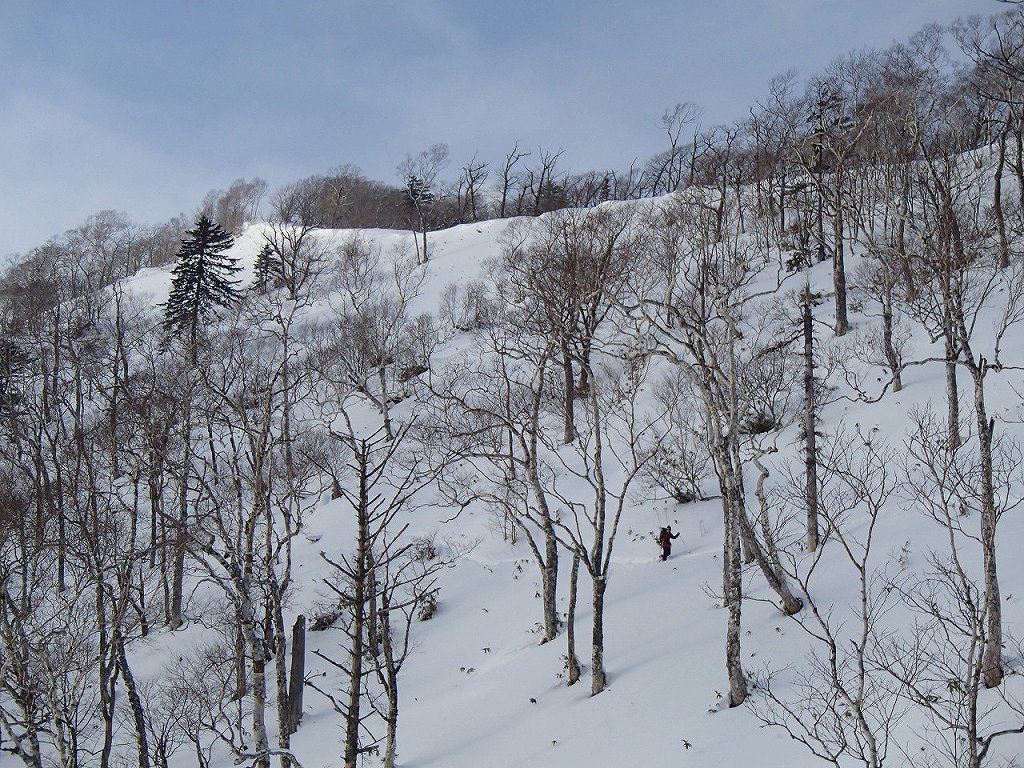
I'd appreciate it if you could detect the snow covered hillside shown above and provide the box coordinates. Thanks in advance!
[4,168,1015,768]
[7,109,1024,768]
[11,9,1024,764]
[116,216,835,768]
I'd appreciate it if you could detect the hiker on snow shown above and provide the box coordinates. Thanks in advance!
[658,526,679,561]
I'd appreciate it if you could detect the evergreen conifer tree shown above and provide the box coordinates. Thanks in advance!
[404,175,435,263]
[404,175,434,208]
[252,242,283,293]
[0,339,29,421]
[163,215,240,361]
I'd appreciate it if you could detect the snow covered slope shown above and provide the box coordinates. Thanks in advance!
[15,191,1024,768]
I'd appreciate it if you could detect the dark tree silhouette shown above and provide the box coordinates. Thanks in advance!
[162,215,240,360]
[252,242,282,293]
[0,339,29,421]
[404,174,435,264]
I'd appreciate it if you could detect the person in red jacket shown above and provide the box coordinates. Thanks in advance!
[658,526,679,561]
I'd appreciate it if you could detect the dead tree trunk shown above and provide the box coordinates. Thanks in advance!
[832,200,849,336]
[560,336,575,444]
[566,551,581,686]
[343,447,370,768]
[287,616,305,735]
[803,289,819,552]
[169,398,191,630]
[994,130,1009,270]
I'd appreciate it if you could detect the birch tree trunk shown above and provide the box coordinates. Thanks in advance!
[115,628,151,768]
[724,492,746,706]
[379,606,399,768]
[832,196,849,336]
[590,576,607,696]
[943,316,961,451]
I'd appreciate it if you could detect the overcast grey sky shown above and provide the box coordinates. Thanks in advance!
[0,0,1002,259]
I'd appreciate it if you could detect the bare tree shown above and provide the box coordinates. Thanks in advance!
[750,429,907,768]
[0,480,62,768]
[523,148,567,215]
[317,236,427,439]
[644,102,703,195]
[750,72,801,243]
[427,316,563,643]
[849,248,914,395]
[260,222,330,302]
[371,534,458,768]
[398,143,450,264]
[958,9,1024,258]
[546,353,664,695]
[642,371,713,505]
[180,299,323,768]
[890,409,1024,768]
[498,142,530,218]
[201,178,268,234]
[455,152,490,222]
[67,209,137,288]
[499,207,644,444]
[309,421,445,768]
[791,54,878,335]
[636,196,803,706]
[901,102,1024,687]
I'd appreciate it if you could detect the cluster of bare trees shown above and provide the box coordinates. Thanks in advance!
[712,14,1024,768]
[0,218,452,768]
[3,6,1024,768]
[426,205,665,695]
[409,15,1024,767]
